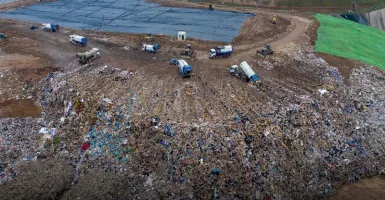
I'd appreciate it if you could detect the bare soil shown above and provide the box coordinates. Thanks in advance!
[0,99,41,118]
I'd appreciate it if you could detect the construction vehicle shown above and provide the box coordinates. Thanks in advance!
[229,61,259,82]
[177,59,193,77]
[142,44,160,53]
[208,4,214,10]
[209,45,233,59]
[170,58,178,65]
[42,23,59,32]
[272,15,277,24]
[76,48,100,64]
[145,33,155,42]
[257,44,273,57]
[0,33,7,44]
[69,35,88,47]
[181,44,193,58]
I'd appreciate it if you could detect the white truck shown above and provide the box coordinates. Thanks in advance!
[42,23,59,32]
[76,48,100,64]
[142,44,160,53]
[230,61,259,82]
[209,45,233,59]
[177,59,193,77]
[69,35,88,47]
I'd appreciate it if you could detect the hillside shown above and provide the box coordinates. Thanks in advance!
[315,13,385,70]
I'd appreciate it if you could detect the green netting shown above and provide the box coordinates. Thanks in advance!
[315,13,385,71]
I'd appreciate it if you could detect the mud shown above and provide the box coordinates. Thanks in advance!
[0,99,41,118]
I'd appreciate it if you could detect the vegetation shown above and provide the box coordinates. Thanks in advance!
[277,0,379,7]
[315,13,385,70]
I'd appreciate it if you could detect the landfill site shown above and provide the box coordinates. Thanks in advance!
[0,0,385,199]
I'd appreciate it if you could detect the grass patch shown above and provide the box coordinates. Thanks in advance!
[277,0,379,7]
[314,13,385,70]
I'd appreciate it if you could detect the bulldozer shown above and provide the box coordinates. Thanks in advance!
[272,15,277,24]
[145,33,154,43]
[257,44,273,58]
[181,44,194,58]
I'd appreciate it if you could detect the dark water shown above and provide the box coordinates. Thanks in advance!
[0,0,254,42]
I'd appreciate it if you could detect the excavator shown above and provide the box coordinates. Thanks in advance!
[208,4,214,10]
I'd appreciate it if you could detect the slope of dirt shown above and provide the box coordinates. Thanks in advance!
[330,176,385,200]
[0,99,41,117]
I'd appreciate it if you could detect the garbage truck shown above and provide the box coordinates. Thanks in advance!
[229,61,259,82]
[177,59,193,77]
[42,23,59,32]
[209,45,233,59]
[76,48,100,64]
[69,35,88,47]
[142,44,160,53]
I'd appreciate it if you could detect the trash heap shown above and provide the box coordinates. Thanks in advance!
[2,52,383,199]
[0,118,42,184]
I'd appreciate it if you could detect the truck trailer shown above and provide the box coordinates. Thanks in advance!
[230,61,259,82]
[209,45,233,59]
[76,48,100,65]
[42,23,59,32]
[177,59,193,77]
[142,44,160,53]
[69,35,88,47]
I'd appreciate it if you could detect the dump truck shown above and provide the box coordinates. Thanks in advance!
[142,44,160,53]
[69,35,88,47]
[229,61,259,82]
[177,59,193,77]
[76,48,100,64]
[209,45,233,59]
[42,23,59,32]
[257,44,273,57]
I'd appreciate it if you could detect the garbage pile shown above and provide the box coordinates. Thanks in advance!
[2,51,384,199]
[0,118,42,184]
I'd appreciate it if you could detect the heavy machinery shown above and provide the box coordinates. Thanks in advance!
[229,61,259,82]
[76,48,100,64]
[170,58,178,65]
[209,45,233,59]
[142,44,160,53]
[69,35,88,47]
[145,33,154,42]
[42,23,59,32]
[0,33,7,44]
[177,59,193,77]
[208,4,214,10]
[272,15,277,24]
[181,44,194,58]
[257,44,273,57]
